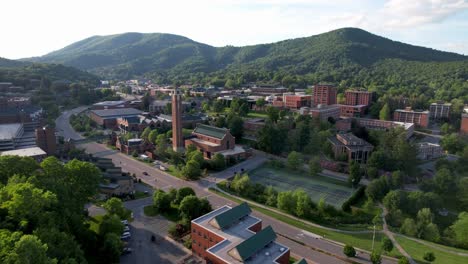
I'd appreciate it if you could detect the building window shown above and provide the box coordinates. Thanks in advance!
[192,229,196,233]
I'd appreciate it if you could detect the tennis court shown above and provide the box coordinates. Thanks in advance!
[249,165,355,207]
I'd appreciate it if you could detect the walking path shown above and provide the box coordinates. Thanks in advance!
[380,204,416,264]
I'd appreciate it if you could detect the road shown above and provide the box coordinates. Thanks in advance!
[57,108,397,264]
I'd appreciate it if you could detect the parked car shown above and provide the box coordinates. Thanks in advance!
[122,231,131,237]
[121,234,131,240]
[123,226,130,232]
[121,220,128,225]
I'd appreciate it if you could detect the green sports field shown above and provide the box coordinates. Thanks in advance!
[249,165,355,207]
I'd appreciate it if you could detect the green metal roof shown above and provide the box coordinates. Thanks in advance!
[193,124,228,139]
[214,202,251,229]
[235,226,277,261]
[294,258,308,264]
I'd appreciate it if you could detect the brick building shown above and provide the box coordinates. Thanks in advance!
[185,124,247,160]
[35,126,57,155]
[313,84,337,106]
[461,107,468,135]
[339,105,367,118]
[306,104,341,122]
[336,118,415,139]
[393,108,429,128]
[273,93,312,109]
[89,108,143,129]
[344,90,374,107]
[429,102,451,121]
[328,133,374,163]
[191,203,290,264]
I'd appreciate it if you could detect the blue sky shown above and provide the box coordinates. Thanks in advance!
[1,0,467,59]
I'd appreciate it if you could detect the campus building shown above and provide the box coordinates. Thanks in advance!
[305,104,341,122]
[1,147,47,162]
[416,142,444,160]
[393,108,429,128]
[89,108,143,129]
[461,107,468,135]
[328,133,374,163]
[339,105,367,118]
[336,118,415,139]
[191,203,290,264]
[35,126,57,155]
[185,124,248,160]
[429,102,451,121]
[344,90,374,107]
[91,100,129,110]
[272,93,312,109]
[312,84,337,106]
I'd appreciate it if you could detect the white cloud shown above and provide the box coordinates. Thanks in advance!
[381,0,468,28]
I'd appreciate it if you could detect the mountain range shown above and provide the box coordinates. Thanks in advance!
[26,28,467,81]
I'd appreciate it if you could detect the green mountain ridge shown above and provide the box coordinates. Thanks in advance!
[0,57,100,86]
[26,28,467,80]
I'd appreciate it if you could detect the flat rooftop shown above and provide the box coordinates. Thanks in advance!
[1,147,46,157]
[93,100,126,106]
[91,108,142,118]
[0,123,23,140]
[193,205,288,264]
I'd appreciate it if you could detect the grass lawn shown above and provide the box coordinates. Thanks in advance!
[249,165,355,207]
[247,112,268,118]
[88,215,104,233]
[209,188,395,256]
[144,205,158,216]
[134,190,150,199]
[395,235,468,264]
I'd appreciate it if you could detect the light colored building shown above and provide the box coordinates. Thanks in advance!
[191,203,290,264]
[429,102,451,121]
[1,146,47,161]
[306,104,341,122]
[417,142,444,160]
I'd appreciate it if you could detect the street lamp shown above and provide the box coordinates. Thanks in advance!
[371,224,376,251]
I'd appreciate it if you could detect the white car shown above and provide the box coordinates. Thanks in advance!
[121,234,131,240]
[121,220,128,225]
[122,231,131,237]
[123,226,130,232]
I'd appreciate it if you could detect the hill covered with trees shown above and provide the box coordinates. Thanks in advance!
[0,57,100,86]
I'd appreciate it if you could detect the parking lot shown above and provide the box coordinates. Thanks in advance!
[120,197,190,264]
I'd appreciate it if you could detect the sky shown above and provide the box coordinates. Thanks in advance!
[1,0,468,59]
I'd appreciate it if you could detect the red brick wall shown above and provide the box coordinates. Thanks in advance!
[276,250,291,264]
[461,115,468,135]
[248,221,262,233]
[89,112,104,126]
[191,223,226,263]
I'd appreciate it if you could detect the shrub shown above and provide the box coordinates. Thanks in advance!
[423,252,435,262]
[342,185,366,212]
[343,244,356,257]
[370,250,382,264]
[398,257,410,264]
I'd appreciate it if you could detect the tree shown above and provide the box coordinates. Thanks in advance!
[148,129,159,144]
[266,106,279,123]
[227,115,244,139]
[181,160,201,180]
[153,190,172,212]
[64,160,101,210]
[231,174,252,194]
[383,190,405,212]
[381,237,393,252]
[140,127,152,140]
[7,235,55,264]
[98,214,124,236]
[440,133,465,154]
[100,233,122,264]
[0,156,39,184]
[34,228,86,263]
[256,98,266,109]
[379,103,391,121]
[449,212,468,247]
[103,198,128,220]
[400,218,417,237]
[287,151,303,170]
[175,187,196,205]
[212,100,224,113]
[309,156,322,176]
[366,178,389,201]
[294,189,312,217]
[398,257,410,264]
[370,250,382,264]
[155,134,167,157]
[215,116,226,128]
[423,252,435,262]
[211,153,226,170]
[348,161,361,187]
[343,244,356,257]
[433,168,456,195]
[179,195,202,220]
[277,191,296,214]
[458,177,468,209]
